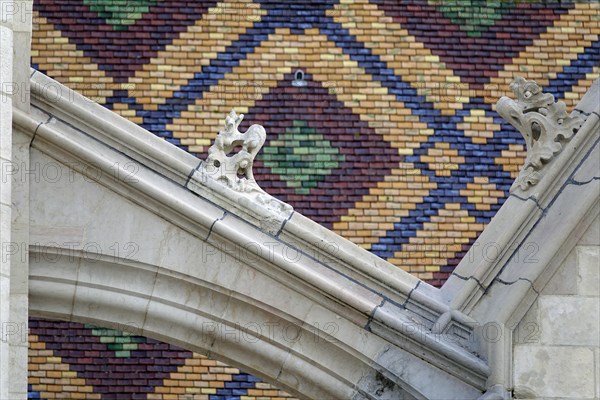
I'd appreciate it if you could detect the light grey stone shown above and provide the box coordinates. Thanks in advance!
[0,274,9,400]
[469,275,532,326]
[211,213,384,316]
[0,204,10,269]
[353,369,417,400]
[572,141,599,184]
[541,246,577,295]
[0,96,12,169]
[227,264,316,323]
[10,0,31,33]
[276,352,358,400]
[72,283,150,330]
[199,110,291,221]
[159,227,248,289]
[8,291,28,398]
[497,77,585,194]
[498,179,599,285]
[9,133,29,297]
[29,279,76,319]
[375,344,482,400]
[0,99,11,161]
[594,348,600,399]
[299,301,372,348]
[28,150,105,227]
[28,149,220,268]
[0,272,10,317]
[77,258,158,297]
[150,272,231,321]
[0,26,12,85]
[539,296,599,346]
[577,246,599,296]
[28,244,77,320]
[0,157,13,206]
[513,345,595,398]
[142,299,222,352]
[11,30,31,111]
[0,0,13,26]
[280,211,422,306]
[7,292,26,346]
[578,215,599,245]
[513,300,540,345]
[28,72,200,186]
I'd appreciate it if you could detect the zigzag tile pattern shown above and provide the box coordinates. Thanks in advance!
[29,1,599,397]
[29,319,298,399]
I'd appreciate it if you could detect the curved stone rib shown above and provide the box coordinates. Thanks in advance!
[497,76,584,193]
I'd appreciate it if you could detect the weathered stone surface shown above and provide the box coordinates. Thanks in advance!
[594,348,600,398]
[0,12,15,399]
[572,141,599,185]
[0,274,9,398]
[0,159,14,207]
[496,77,584,193]
[28,255,78,318]
[196,110,293,231]
[513,345,595,398]
[496,177,599,286]
[539,296,599,346]
[11,31,31,112]
[577,246,599,296]
[0,27,12,86]
[374,344,483,400]
[540,245,578,296]
[512,301,540,346]
[0,0,14,26]
[0,108,10,163]
[578,215,600,246]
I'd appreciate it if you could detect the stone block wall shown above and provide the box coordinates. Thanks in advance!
[0,2,15,397]
[513,217,599,399]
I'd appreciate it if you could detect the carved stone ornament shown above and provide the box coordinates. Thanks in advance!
[496,77,584,192]
[200,110,292,214]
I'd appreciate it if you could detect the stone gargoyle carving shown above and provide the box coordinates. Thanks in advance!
[497,76,584,192]
[200,110,292,215]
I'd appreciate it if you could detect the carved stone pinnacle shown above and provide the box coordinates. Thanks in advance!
[200,110,293,215]
[497,77,584,192]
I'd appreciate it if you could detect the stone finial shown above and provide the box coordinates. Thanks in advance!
[200,110,292,216]
[497,77,584,192]
[204,110,265,189]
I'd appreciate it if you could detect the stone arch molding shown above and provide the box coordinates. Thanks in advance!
[26,149,431,400]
